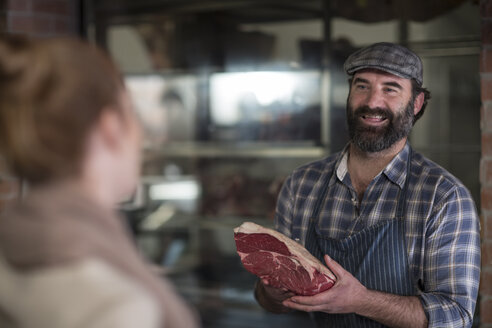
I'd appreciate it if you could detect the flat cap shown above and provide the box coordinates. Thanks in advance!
[343,42,423,86]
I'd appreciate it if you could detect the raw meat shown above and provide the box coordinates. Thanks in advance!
[234,222,336,296]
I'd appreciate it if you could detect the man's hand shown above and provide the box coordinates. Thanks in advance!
[255,279,295,313]
[282,255,427,328]
[261,279,295,303]
[282,254,367,313]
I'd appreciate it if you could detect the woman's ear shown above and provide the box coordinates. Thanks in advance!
[97,109,124,151]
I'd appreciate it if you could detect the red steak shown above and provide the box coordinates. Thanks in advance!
[234,222,336,296]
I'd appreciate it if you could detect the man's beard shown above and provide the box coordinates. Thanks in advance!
[346,99,415,153]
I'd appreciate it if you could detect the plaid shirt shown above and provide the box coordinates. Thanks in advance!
[275,143,481,327]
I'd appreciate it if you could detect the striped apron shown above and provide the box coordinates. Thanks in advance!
[304,151,415,327]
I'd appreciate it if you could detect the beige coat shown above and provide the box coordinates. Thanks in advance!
[0,183,199,328]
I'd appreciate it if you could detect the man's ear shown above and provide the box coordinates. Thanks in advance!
[413,92,425,116]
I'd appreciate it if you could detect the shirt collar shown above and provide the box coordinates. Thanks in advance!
[335,142,411,189]
[383,142,411,189]
[335,144,350,183]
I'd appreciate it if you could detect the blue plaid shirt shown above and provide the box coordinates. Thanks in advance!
[275,143,481,327]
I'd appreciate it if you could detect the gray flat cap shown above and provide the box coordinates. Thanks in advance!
[343,42,423,86]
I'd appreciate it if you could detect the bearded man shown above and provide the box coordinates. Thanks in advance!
[254,42,481,328]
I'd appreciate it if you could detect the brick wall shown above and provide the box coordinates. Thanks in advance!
[0,0,79,212]
[482,0,492,326]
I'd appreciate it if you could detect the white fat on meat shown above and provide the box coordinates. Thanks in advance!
[234,222,336,283]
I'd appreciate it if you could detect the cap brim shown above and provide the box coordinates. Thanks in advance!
[346,65,422,86]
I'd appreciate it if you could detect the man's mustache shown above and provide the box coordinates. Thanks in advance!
[353,106,394,121]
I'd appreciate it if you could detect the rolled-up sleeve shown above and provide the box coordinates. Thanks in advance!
[419,185,481,328]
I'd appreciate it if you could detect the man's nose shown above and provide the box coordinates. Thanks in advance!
[365,89,385,109]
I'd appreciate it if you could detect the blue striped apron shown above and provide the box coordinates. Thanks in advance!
[304,150,415,327]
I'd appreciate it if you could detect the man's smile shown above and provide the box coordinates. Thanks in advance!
[359,113,388,126]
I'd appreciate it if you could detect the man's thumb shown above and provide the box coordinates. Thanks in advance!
[324,254,343,278]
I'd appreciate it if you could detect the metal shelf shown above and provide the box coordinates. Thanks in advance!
[143,142,329,158]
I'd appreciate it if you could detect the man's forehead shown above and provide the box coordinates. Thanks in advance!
[353,68,412,85]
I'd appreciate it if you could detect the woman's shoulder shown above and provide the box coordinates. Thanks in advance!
[0,256,161,328]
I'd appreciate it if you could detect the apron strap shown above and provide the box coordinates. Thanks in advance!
[311,177,332,220]
[396,148,412,220]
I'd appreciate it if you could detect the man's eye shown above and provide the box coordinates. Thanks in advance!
[384,87,396,93]
[355,84,367,90]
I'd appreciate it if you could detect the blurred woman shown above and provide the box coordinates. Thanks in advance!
[0,35,199,328]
